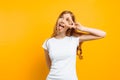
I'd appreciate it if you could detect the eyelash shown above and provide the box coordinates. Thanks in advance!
[66,18,70,21]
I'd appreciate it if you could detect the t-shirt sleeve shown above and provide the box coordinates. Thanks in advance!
[42,39,49,50]
[71,36,81,46]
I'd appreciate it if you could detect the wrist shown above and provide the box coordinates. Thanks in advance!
[76,25,85,31]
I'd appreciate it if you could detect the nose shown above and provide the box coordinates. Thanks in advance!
[59,18,66,24]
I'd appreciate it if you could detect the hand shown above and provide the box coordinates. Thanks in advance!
[65,21,76,29]
[63,18,76,29]
[75,22,84,31]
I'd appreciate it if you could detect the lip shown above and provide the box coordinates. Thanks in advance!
[58,23,64,28]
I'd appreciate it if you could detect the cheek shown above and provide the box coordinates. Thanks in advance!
[56,26,59,30]
[64,27,69,31]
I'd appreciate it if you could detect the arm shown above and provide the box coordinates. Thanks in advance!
[75,23,106,42]
[63,17,106,42]
[43,49,51,70]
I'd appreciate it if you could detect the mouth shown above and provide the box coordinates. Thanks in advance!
[58,23,64,28]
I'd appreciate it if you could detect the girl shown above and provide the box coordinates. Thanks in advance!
[42,10,106,80]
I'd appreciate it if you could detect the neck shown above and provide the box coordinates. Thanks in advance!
[56,32,66,38]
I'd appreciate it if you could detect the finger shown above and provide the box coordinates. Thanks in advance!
[63,20,69,26]
[68,17,74,24]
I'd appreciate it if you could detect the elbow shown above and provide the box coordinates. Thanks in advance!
[100,32,106,38]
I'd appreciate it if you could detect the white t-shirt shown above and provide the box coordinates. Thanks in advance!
[42,36,81,80]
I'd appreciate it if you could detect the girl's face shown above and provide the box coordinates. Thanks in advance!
[56,13,74,33]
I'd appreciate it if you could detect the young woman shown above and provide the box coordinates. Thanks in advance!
[42,10,106,80]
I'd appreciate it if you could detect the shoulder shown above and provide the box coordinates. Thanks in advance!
[43,37,54,43]
[70,35,81,45]
[70,35,80,40]
[42,37,53,50]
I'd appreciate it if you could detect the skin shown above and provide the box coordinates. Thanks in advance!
[55,13,75,38]
[43,13,106,69]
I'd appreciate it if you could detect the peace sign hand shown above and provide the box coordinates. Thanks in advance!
[64,18,77,29]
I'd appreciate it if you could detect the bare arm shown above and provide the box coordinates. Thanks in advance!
[43,49,51,70]
[75,24,106,42]
[63,17,106,41]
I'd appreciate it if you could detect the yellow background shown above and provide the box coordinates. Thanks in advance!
[0,0,120,80]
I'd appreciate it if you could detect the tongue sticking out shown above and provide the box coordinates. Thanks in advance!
[58,26,63,31]
[58,23,65,31]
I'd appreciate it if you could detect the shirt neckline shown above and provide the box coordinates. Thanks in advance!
[53,36,68,40]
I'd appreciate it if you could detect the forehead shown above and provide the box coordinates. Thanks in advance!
[58,18,63,22]
[62,13,71,17]
[57,18,64,23]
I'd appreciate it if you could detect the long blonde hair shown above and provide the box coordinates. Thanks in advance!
[50,10,84,59]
